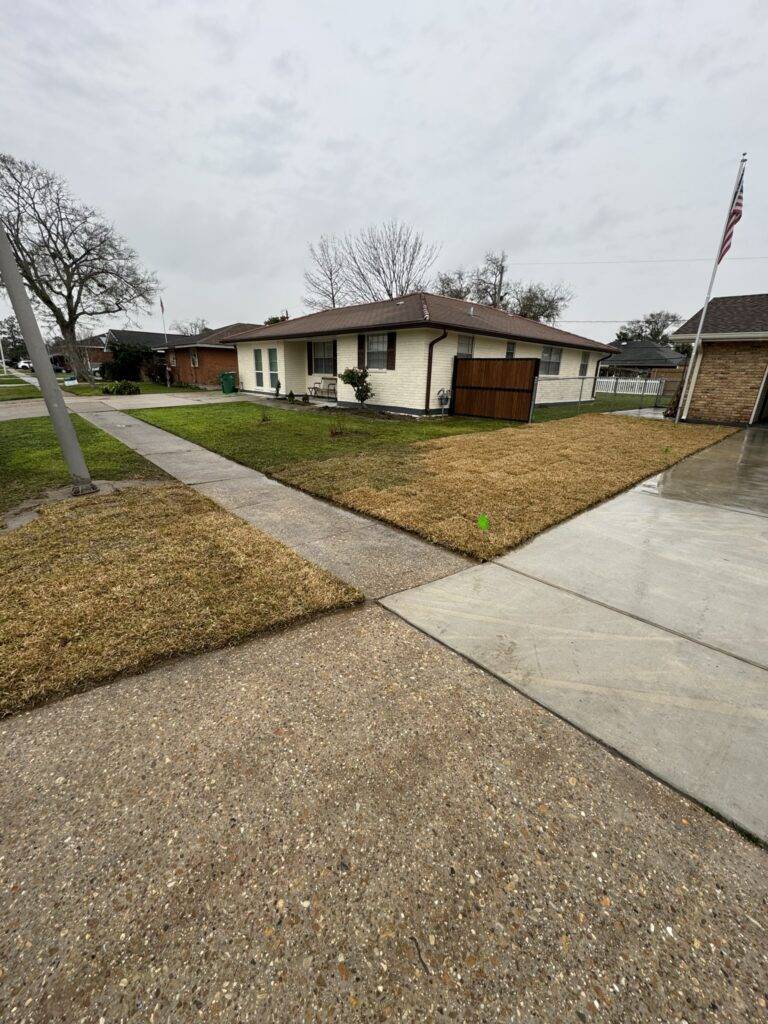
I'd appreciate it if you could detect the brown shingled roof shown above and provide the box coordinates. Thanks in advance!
[164,322,261,349]
[229,293,615,354]
[674,294,768,337]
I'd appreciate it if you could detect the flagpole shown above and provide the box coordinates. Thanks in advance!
[676,153,747,423]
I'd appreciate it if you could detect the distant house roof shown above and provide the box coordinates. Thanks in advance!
[81,324,261,353]
[163,323,259,350]
[675,294,768,337]
[601,337,686,369]
[230,293,616,354]
[107,329,191,350]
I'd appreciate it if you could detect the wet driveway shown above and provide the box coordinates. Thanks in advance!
[384,428,768,841]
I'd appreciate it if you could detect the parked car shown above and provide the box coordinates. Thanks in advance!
[17,359,33,371]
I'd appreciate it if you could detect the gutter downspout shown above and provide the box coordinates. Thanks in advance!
[424,329,448,414]
[592,354,611,399]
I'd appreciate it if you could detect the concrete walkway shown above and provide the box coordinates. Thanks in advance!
[3,603,766,1023]
[0,388,246,422]
[79,408,468,598]
[384,429,768,842]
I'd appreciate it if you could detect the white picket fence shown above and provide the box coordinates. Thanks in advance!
[595,376,663,396]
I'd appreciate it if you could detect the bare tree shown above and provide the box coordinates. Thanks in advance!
[433,268,473,300]
[302,234,348,310]
[170,316,208,335]
[471,251,510,309]
[0,154,158,380]
[304,221,439,309]
[341,220,440,303]
[508,281,573,324]
[435,250,573,322]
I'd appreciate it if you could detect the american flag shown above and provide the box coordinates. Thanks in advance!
[718,162,745,264]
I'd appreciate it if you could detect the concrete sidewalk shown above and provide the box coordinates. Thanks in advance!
[0,388,246,422]
[79,408,468,598]
[2,603,765,1023]
[384,429,768,842]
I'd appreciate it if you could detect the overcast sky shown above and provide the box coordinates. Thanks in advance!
[2,0,766,342]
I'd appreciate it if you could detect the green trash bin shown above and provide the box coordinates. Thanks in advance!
[220,372,237,394]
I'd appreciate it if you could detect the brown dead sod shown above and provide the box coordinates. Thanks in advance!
[0,484,361,716]
[274,414,737,560]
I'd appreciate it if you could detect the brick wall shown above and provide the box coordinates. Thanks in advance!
[687,340,768,424]
[85,346,112,366]
[170,347,237,386]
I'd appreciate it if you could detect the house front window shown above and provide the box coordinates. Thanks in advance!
[366,333,388,369]
[457,334,475,358]
[540,345,562,375]
[168,351,176,367]
[190,349,199,368]
[579,351,589,377]
[254,349,264,387]
[312,340,335,375]
[505,341,516,359]
[268,347,279,388]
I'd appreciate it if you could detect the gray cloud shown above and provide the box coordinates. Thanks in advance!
[1,0,766,339]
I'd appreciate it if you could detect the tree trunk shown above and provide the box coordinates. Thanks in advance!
[60,326,94,382]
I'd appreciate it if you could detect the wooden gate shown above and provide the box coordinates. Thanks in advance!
[451,357,539,421]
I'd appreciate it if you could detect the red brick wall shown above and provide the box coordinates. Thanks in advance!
[85,346,112,365]
[170,347,238,386]
[687,340,768,424]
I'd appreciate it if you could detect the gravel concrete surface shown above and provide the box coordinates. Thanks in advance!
[1,604,766,1023]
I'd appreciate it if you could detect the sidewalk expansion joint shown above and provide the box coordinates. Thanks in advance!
[493,561,768,674]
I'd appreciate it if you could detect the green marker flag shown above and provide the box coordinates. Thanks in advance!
[476,513,490,532]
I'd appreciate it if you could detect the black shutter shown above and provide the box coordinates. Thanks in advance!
[332,339,337,375]
[386,331,397,370]
[357,334,365,369]
[307,341,313,375]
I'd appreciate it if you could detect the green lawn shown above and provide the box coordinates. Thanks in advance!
[0,384,41,401]
[0,415,165,515]
[129,403,512,472]
[534,393,670,422]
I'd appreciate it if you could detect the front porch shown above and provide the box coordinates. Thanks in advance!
[237,336,342,402]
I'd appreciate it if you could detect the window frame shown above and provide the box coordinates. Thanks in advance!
[540,345,562,376]
[366,333,389,370]
[268,347,279,389]
[457,334,475,358]
[505,341,516,359]
[312,339,335,376]
[190,349,199,368]
[168,350,176,367]
[254,348,264,388]
[578,351,589,377]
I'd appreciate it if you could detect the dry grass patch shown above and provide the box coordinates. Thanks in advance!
[274,414,737,559]
[0,484,360,716]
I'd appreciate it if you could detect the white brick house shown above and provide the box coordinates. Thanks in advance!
[231,293,615,415]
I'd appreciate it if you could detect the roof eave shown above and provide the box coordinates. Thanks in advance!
[232,319,614,352]
[674,331,768,341]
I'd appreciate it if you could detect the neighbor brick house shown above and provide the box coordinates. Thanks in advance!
[230,293,615,415]
[79,329,188,377]
[165,323,254,386]
[674,294,768,425]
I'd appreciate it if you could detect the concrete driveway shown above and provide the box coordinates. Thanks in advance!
[384,428,768,842]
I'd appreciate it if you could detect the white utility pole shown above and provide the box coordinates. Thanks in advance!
[0,223,96,494]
